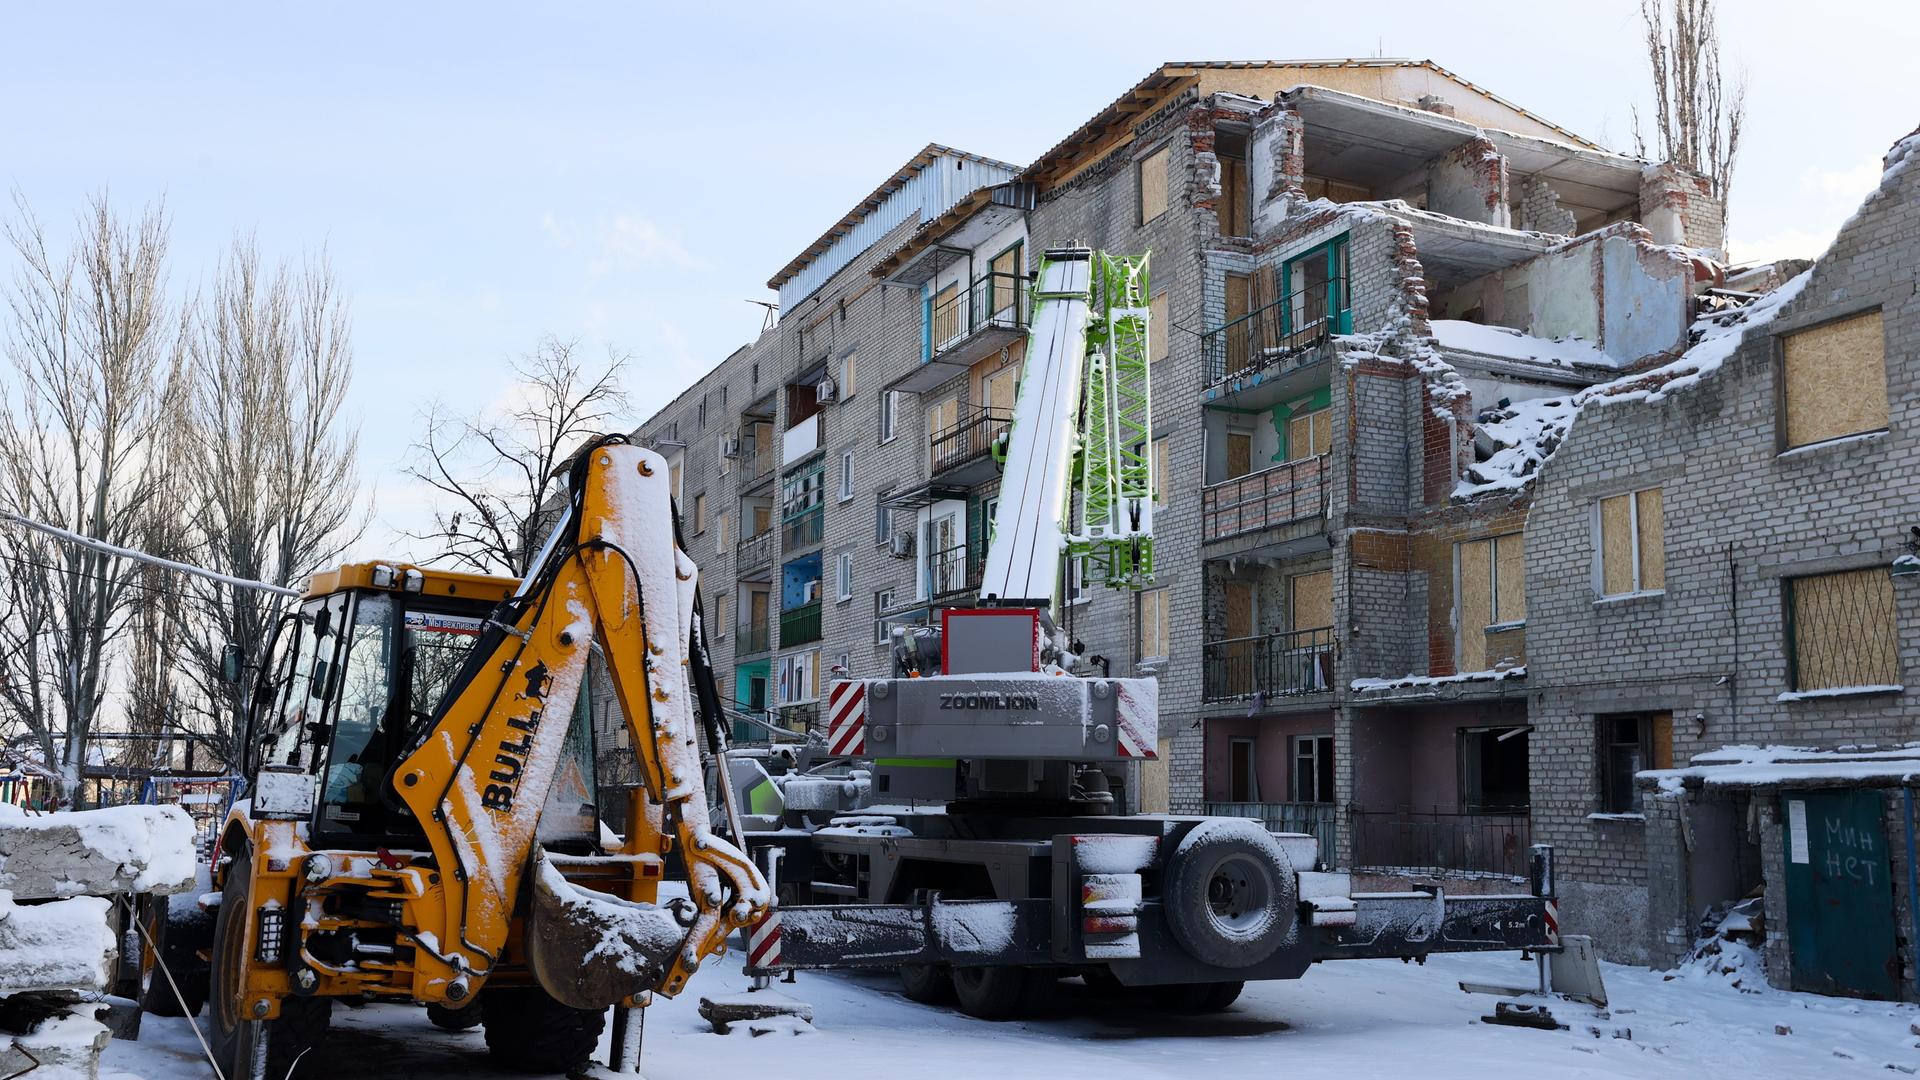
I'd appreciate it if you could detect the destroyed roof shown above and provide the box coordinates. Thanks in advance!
[1018,59,1602,190]
[1642,743,1920,792]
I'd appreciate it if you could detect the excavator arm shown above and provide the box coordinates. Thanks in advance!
[393,436,768,1005]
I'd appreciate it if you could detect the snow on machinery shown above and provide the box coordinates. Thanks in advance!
[732,247,1562,1018]
[151,436,768,1079]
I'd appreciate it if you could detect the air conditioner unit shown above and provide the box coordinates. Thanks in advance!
[722,436,741,458]
[815,378,839,403]
[888,530,916,558]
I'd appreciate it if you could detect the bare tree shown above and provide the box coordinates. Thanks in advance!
[1633,0,1746,234]
[0,193,179,807]
[406,336,628,575]
[177,239,365,768]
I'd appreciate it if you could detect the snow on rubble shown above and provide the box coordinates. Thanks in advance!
[0,802,197,898]
[1642,742,1920,792]
[1432,319,1618,369]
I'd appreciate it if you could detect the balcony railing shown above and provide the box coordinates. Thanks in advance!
[929,271,1029,359]
[736,528,774,572]
[1203,277,1350,386]
[1351,808,1532,878]
[779,598,822,645]
[1203,626,1334,703]
[930,407,1012,477]
[736,622,771,656]
[783,507,823,551]
[779,701,821,740]
[740,440,777,487]
[1202,455,1327,543]
[1205,801,1336,869]
[925,543,984,599]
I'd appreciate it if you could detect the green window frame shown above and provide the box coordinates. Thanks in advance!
[1279,236,1352,337]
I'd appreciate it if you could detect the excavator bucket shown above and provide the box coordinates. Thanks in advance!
[524,852,687,1010]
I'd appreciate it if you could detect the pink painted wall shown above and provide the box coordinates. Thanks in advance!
[1203,711,1335,802]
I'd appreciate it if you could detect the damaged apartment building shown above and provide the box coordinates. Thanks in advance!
[602,59,1888,984]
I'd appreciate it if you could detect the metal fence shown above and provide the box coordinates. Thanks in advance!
[736,528,774,571]
[736,622,771,656]
[925,543,984,599]
[930,271,1029,358]
[1201,455,1328,542]
[1351,808,1532,878]
[1202,277,1349,385]
[929,407,1012,476]
[779,599,822,645]
[1202,626,1335,702]
[1205,801,1336,869]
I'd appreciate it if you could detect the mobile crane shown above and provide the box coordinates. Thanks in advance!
[153,437,768,1079]
[732,247,1559,1017]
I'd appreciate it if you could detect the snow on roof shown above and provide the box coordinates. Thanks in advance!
[1350,665,1525,693]
[1431,320,1616,369]
[1642,743,1920,793]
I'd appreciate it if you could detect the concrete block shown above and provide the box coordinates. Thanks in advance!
[0,895,117,995]
[0,806,197,900]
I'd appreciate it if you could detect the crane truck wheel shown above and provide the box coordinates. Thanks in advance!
[1162,821,1296,970]
[897,963,954,1004]
[949,966,1037,1020]
[206,844,332,1080]
[1157,980,1246,1013]
[426,1001,482,1031]
[479,986,606,1071]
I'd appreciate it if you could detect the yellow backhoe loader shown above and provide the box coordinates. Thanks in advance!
[153,435,769,1078]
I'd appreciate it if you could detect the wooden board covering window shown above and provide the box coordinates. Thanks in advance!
[988,243,1021,281]
[1140,145,1170,223]
[751,504,772,535]
[692,493,706,533]
[927,397,957,440]
[1635,488,1664,590]
[716,511,728,549]
[1219,154,1250,237]
[1494,534,1526,624]
[1153,437,1171,506]
[1287,408,1332,461]
[1292,570,1333,631]
[1224,273,1251,376]
[749,589,769,624]
[1139,739,1172,813]
[1783,309,1888,448]
[1139,587,1170,660]
[1225,432,1252,479]
[931,282,961,345]
[1149,292,1168,361]
[1223,582,1254,639]
[713,594,727,637]
[1790,568,1900,690]
[983,361,1021,414]
[1600,493,1635,595]
[1650,712,1674,771]
[1303,176,1374,204]
[1457,540,1492,671]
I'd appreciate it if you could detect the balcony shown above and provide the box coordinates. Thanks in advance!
[1203,277,1349,388]
[779,701,820,739]
[736,529,774,575]
[739,440,777,490]
[782,413,821,467]
[926,543,984,600]
[736,622,771,657]
[1201,456,1328,543]
[1205,801,1336,869]
[780,598,822,645]
[1351,808,1532,878]
[892,271,1032,394]
[929,407,1012,486]
[1203,626,1335,703]
[782,507,823,552]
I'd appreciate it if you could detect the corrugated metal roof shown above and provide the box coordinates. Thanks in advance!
[768,143,1017,310]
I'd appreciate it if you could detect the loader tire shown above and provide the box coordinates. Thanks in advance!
[207,844,331,1079]
[427,1001,482,1031]
[140,894,210,1018]
[897,963,954,1004]
[481,986,606,1072]
[950,966,1035,1021]
[1162,820,1295,970]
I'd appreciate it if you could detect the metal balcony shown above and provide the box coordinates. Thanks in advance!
[782,507,823,552]
[928,270,1029,368]
[736,529,774,575]
[925,543,984,600]
[1202,626,1335,703]
[928,407,1011,486]
[779,598,822,645]
[1203,277,1349,387]
[1201,456,1328,543]
[736,623,771,657]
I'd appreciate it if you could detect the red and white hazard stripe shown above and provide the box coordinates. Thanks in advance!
[1542,898,1560,946]
[746,909,782,970]
[826,680,867,757]
[1113,682,1156,760]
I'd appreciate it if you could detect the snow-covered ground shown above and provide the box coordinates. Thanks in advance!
[106,949,1918,1079]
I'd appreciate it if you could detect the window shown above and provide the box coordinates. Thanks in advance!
[1282,237,1350,339]
[1228,737,1258,802]
[1781,309,1887,450]
[1596,487,1665,597]
[1291,570,1333,631]
[1215,128,1250,237]
[874,493,892,545]
[1138,587,1169,662]
[836,551,853,602]
[1456,534,1525,671]
[782,468,824,519]
[1293,735,1334,803]
[1152,437,1170,507]
[1148,292,1168,362]
[1787,568,1900,691]
[668,455,684,502]
[1598,713,1672,814]
[698,396,708,431]
[1285,407,1332,462]
[873,588,897,645]
[839,449,855,502]
[712,593,728,639]
[717,435,731,476]
[691,492,707,534]
[1138,144,1170,223]
[777,650,820,705]
[716,511,729,551]
[839,350,858,400]
[1459,726,1530,812]
[749,501,773,537]
[880,390,898,442]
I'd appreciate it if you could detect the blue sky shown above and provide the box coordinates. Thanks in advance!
[4,1,1912,557]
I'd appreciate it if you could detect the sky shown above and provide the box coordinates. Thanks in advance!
[3,1,1914,561]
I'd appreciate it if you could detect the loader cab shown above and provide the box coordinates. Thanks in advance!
[243,562,599,846]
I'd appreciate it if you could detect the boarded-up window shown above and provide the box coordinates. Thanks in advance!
[751,503,773,536]
[927,397,957,439]
[1216,129,1250,237]
[981,360,1021,415]
[713,593,727,638]
[1597,487,1664,596]
[1152,437,1171,506]
[716,511,729,550]
[1782,309,1888,449]
[669,457,684,502]
[1139,587,1170,660]
[1457,534,1525,671]
[1788,568,1900,690]
[1149,292,1168,361]
[1286,407,1332,461]
[1292,570,1333,631]
[1225,432,1252,479]
[692,492,706,533]
[1139,144,1170,223]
